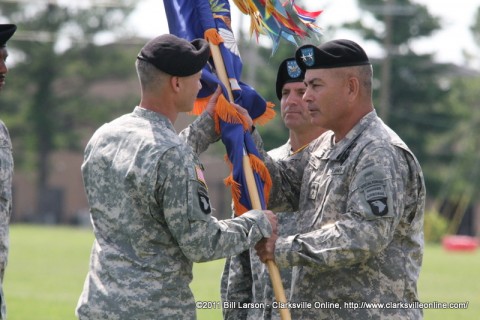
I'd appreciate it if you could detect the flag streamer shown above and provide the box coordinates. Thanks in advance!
[231,0,323,52]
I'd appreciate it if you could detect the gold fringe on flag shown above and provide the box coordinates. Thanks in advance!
[248,153,272,206]
[204,28,224,45]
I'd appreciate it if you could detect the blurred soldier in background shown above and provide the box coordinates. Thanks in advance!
[221,57,327,319]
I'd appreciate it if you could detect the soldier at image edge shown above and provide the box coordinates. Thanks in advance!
[0,23,17,320]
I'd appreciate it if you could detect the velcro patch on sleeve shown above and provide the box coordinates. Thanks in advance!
[198,190,212,214]
[354,167,394,220]
[195,165,208,189]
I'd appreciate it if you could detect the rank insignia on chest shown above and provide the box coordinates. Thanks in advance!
[309,181,320,200]
[195,165,208,189]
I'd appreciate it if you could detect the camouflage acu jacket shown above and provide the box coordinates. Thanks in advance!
[0,120,12,320]
[256,111,426,319]
[76,107,272,320]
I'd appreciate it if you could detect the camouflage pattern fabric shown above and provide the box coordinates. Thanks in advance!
[255,111,425,319]
[75,107,272,320]
[221,141,304,320]
[0,120,12,320]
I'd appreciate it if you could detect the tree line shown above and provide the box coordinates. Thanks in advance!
[0,0,479,233]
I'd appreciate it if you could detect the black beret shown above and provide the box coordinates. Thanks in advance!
[0,24,17,47]
[295,39,370,71]
[137,34,210,77]
[275,58,305,100]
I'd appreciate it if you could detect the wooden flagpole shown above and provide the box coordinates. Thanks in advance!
[209,42,291,320]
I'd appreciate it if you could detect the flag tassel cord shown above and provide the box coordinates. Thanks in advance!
[209,42,292,320]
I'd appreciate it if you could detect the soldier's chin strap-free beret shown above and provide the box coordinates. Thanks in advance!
[137,34,211,77]
[0,24,17,47]
[295,39,370,71]
[275,57,305,100]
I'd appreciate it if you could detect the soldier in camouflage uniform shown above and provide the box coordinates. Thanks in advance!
[75,34,277,320]
[0,24,16,320]
[254,39,426,319]
[221,57,327,319]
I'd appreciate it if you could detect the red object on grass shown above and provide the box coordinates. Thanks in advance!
[442,235,479,252]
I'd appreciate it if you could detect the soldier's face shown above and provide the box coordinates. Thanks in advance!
[280,81,310,131]
[303,68,350,130]
[177,70,202,113]
[0,47,9,92]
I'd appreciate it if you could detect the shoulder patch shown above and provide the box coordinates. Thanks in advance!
[195,165,208,189]
[198,190,212,214]
[354,167,394,220]
[367,198,389,216]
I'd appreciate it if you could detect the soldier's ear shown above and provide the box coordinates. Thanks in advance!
[346,76,360,102]
[170,76,181,93]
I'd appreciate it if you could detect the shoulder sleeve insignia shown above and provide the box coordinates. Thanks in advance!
[198,190,212,214]
[353,167,394,220]
[367,198,388,216]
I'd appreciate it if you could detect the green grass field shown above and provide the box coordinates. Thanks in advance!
[4,224,479,319]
